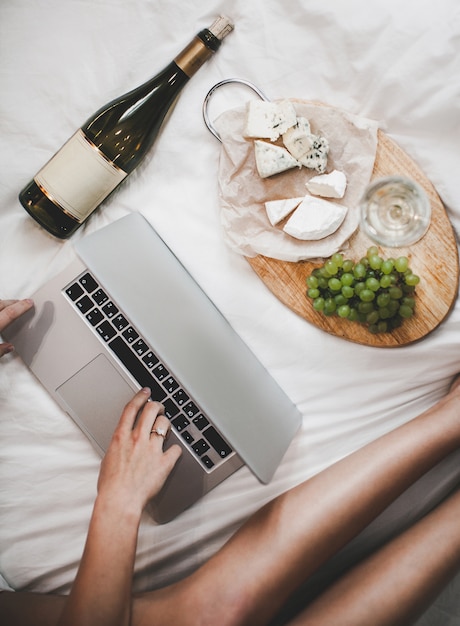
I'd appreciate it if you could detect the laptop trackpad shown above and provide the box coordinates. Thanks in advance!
[57,354,136,454]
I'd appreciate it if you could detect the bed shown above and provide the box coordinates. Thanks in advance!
[1,1,460,622]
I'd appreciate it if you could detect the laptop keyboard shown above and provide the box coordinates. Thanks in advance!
[64,270,235,471]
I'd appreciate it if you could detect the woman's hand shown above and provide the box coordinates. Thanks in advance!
[0,298,33,357]
[97,388,182,517]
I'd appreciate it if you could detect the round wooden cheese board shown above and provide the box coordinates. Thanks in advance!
[247,130,459,347]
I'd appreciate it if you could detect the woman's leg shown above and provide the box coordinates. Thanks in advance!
[289,486,460,626]
[132,381,460,626]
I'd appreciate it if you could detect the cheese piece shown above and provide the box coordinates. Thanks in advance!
[298,136,329,173]
[306,170,347,199]
[254,140,300,178]
[245,100,298,141]
[283,196,348,240]
[282,117,314,160]
[265,197,304,226]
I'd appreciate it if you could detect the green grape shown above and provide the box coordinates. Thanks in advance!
[376,293,391,307]
[331,252,344,267]
[328,277,342,292]
[337,304,351,318]
[395,256,409,273]
[399,304,414,319]
[369,254,382,270]
[402,296,416,309]
[325,260,339,275]
[324,298,336,315]
[360,289,375,302]
[367,246,379,258]
[381,259,394,275]
[307,288,320,299]
[358,301,374,314]
[341,285,354,299]
[389,286,403,300]
[313,297,325,311]
[365,277,380,292]
[380,274,393,288]
[348,308,359,321]
[366,310,380,325]
[354,281,366,296]
[306,275,318,289]
[405,273,420,286]
[342,259,354,273]
[341,273,354,286]
[378,306,391,319]
[353,263,367,279]
[334,294,348,306]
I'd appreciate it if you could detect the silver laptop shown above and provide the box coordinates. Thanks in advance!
[4,213,301,523]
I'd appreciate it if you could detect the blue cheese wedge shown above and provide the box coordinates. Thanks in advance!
[282,117,329,173]
[282,117,314,159]
[283,196,348,240]
[306,169,347,198]
[265,197,304,226]
[245,100,298,141]
[298,136,329,173]
[254,140,301,178]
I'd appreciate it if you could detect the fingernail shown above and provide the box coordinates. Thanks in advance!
[141,387,151,394]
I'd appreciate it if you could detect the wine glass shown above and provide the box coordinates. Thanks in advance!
[360,176,431,247]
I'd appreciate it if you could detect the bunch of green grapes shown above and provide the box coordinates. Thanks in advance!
[306,246,420,334]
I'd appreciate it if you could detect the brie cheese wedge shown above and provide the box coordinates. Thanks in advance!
[306,169,347,198]
[265,197,304,226]
[283,196,348,240]
[254,140,300,178]
[245,100,298,141]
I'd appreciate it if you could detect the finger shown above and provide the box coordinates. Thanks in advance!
[116,387,151,435]
[136,400,165,438]
[0,299,33,331]
[0,342,14,358]
[162,444,183,472]
[149,414,171,444]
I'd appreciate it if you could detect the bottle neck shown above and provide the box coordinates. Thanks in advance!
[174,35,215,78]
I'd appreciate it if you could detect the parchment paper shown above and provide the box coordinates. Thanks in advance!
[215,101,379,261]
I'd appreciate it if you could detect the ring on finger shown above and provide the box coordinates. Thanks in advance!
[150,426,168,439]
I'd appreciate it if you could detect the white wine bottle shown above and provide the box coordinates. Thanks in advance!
[19,16,233,239]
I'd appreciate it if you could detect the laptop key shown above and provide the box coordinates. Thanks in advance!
[163,398,179,419]
[132,339,149,356]
[86,308,104,326]
[172,389,189,406]
[66,283,84,301]
[122,327,138,343]
[79,273,98,293]
[108,336,166,402]
[183,401,199,418]
[203,425,233,458]
[192,414,209,431]
[102,301,118,318]
[142,351,159,369]
[172,414,189,432]
[96,321,117,342]
[192,439,210,457]
[201,455,215,469]
[92,288,109,306]
[76,295,93,314]
[112,314,129,331]
[162,376,179,394]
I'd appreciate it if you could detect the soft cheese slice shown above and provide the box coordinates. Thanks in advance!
[282,117,314,160]
[265,197,304,226]
[254,140,300,178]
[283,196,348,240]
[306,169,347,198]
[245,100,298,141]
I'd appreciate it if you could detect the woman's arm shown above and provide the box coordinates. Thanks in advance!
[57,388,181,626]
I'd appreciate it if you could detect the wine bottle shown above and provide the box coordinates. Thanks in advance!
[19,16,233,239]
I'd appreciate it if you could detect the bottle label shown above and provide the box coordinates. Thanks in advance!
[35,130,127,222]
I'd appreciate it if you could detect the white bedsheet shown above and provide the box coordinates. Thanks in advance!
[1,1,460,622]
